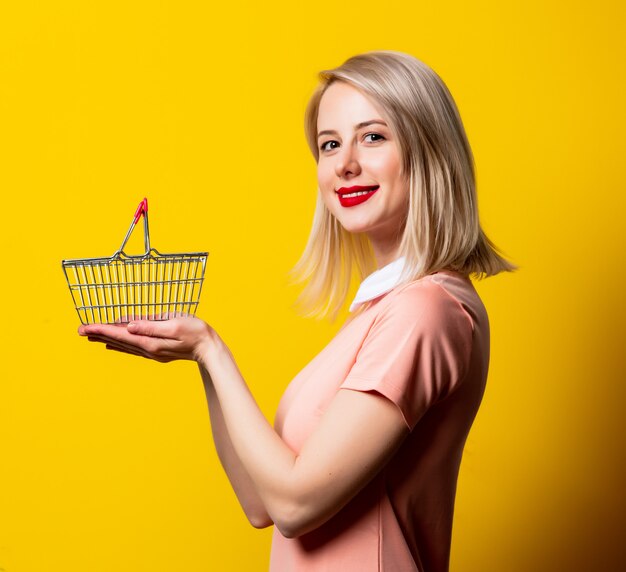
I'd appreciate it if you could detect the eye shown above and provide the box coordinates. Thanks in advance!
[364,132,385,143]
[319,140,339,152]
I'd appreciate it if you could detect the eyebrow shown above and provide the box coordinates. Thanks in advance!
[317,119,388,139]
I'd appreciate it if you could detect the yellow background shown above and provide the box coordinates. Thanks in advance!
[1,1,625,570]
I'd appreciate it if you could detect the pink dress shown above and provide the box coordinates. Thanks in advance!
[270,270,490,572]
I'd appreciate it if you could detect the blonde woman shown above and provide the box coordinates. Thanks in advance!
[80,51,517,571]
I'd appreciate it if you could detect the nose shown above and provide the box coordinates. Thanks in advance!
[334,143,361,179]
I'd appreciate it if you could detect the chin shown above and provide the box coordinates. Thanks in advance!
[333,213,371,232]
[335,218,377,235]
[327,205,382,234]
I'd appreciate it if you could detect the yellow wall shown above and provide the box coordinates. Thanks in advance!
[1,1,624,570]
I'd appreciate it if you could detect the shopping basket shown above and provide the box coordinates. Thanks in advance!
[62,198,208,325]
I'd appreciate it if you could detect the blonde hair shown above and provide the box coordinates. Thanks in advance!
[291,50,518,319]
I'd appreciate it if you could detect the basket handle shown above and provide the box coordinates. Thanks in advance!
[116,197,151,255]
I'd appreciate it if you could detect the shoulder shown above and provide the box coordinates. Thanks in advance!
[377,276,473,330]
[343,274,477,427]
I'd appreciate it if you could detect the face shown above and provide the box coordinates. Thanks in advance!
[316,81,409,249]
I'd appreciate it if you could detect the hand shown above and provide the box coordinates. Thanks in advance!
[78,316,214,363]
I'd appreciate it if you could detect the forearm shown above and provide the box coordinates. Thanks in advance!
[198,363,272,528]
[199,339,307,535]
[198,338,408,539]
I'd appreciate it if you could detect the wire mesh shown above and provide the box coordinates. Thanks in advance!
[62,249,208,325]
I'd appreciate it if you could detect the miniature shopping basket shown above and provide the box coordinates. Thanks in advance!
[62,198,208,325]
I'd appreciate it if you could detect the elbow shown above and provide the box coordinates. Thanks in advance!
[275,523,301,539]
[243,501,274,529]
[274,518,314,539]
[247,511,274,530]
[271,500,324,539]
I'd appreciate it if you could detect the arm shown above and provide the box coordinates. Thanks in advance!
[79,321,271,527]
[79,318,409,538]
[198,363,272,528]
[201,333,409,538]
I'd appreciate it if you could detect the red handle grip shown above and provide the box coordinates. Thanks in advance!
[133,197,148,224]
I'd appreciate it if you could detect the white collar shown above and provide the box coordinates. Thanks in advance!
[349,256,407,312]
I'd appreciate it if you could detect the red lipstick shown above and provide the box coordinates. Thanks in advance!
[336,185,379,207]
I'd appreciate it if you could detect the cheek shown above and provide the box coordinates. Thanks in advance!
[317,164,336,198]
[366,151,402,182]
[316,166,335,209]
[392,183,411,215]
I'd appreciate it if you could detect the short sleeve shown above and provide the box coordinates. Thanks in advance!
[340,281,474,430]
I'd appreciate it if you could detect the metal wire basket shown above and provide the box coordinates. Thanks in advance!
[62,198,208,325]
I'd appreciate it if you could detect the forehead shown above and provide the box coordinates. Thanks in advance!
[317,82,387,130]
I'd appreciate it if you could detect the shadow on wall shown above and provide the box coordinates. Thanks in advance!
[523,259,626,571]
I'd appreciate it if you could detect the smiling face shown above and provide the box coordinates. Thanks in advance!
[316,81,409,263]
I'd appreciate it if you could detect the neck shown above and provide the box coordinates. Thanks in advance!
[367,221,404,269]
[371,240,402,269]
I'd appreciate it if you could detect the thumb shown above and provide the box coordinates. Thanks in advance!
[127,320,167,337]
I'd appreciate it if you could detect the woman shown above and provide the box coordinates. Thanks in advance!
[80,51,517,571]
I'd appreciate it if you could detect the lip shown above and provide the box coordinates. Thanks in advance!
[336,185,380,208]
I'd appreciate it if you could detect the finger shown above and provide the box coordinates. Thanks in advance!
[89,333,182,361]
[126,319,178,339]
[79,323,133,338]
[78,322,127,336]
[81,324,155,348]
[105,344,145,357]
[105,344,173,363]
[88,335,151,356]
[107,342,174,362]
[83,328,135,346]
[101,338,148,355]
